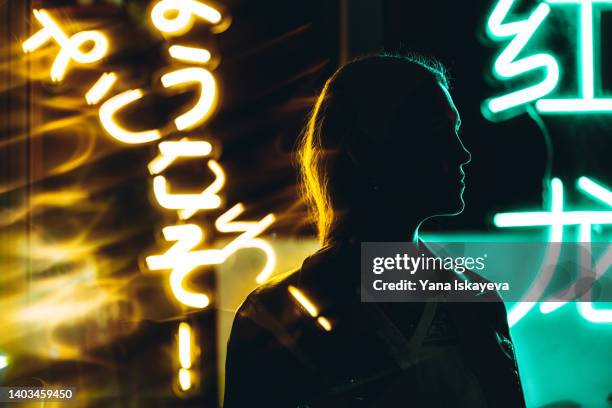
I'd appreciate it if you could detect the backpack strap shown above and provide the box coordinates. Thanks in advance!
[365,301,438,370]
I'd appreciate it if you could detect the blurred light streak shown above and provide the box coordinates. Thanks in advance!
[0,190,87,227]
[27,227,135,265]
[0,114,91,151]
[0,256,140,359]
[288,286,333,332]
[0,194,160,392]
[46,294,141,360]
[49,124,98,176]
[0,355,8,370]
[288,285,318,317]
[316,317,332,332]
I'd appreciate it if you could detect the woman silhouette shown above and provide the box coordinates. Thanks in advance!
[224,54,526,408]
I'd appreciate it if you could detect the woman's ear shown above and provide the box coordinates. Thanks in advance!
[345,128,386,192]
[345,128,370,167]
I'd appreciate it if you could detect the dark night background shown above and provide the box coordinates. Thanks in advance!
[1,0,611,407]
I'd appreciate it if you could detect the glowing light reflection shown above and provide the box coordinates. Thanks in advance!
[288,285,319,317]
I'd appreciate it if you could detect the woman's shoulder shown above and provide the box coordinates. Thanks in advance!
[232,244,349,338]
[245,244,347,302]
[239,267,301,318]
[227,267,302,349]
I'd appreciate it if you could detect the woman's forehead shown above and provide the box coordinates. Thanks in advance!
[397,82,459,129]
[437,82,460,129]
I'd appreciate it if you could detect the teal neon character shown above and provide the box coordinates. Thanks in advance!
[484,0,612,120]
[493,177,612,326]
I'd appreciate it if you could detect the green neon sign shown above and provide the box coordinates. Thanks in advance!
[483,0,612,120]
[493,177,612,326]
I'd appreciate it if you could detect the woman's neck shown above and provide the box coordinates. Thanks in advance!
[333,213,421,243]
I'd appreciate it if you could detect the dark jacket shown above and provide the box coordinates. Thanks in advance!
[224,241,526,407]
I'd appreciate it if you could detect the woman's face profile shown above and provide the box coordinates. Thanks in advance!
[359,80,471,220]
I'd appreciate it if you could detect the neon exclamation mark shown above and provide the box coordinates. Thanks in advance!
[178,322,193,391]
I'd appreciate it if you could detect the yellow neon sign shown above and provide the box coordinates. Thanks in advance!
[151,0,223,35]
[178,322,194,391]
[160,67,218,131]
[22,1,276,393]
[85,72,118,105]
[178,322,193,369]
[168,45,212,64]
[23,9,109,82]
[146,224,224,308]
[148,138,214,175]
[99,89,162,144]
[152,160,225,219]
[178,368,192,391]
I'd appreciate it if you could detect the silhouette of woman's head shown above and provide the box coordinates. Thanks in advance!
[299,54,471,245]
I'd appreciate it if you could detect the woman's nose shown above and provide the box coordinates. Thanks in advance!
[456,136,471,166]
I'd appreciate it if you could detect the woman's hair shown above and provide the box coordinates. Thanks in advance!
[297,53,449,245]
